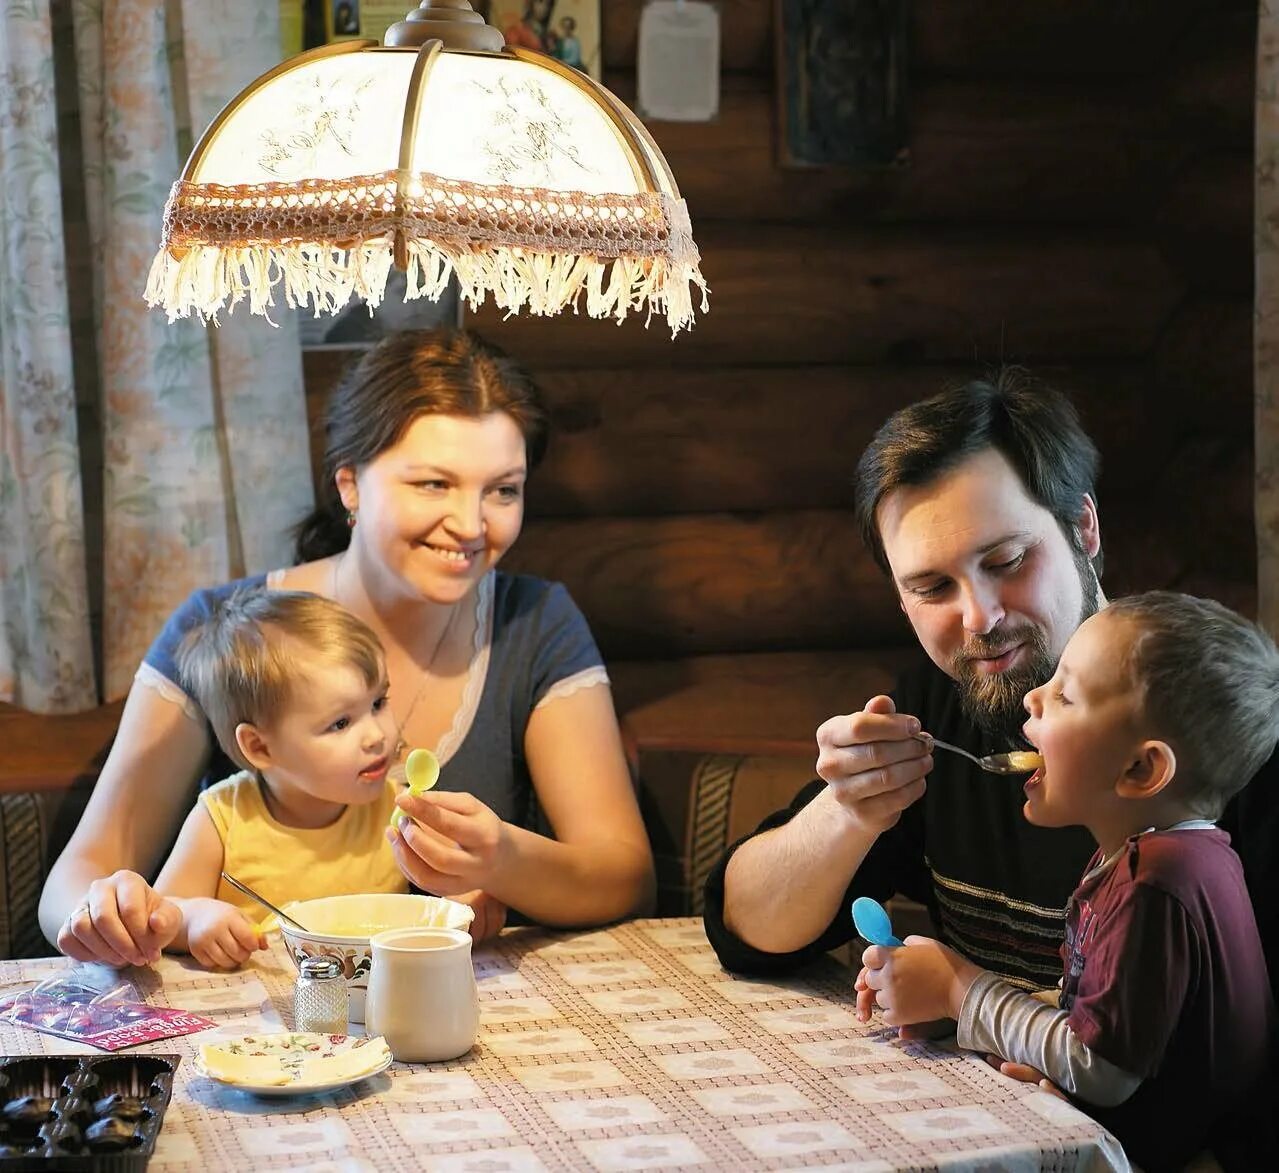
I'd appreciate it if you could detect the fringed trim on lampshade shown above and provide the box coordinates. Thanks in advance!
[144,173,709,335]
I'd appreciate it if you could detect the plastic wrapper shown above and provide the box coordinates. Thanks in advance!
[0,969,213,1052]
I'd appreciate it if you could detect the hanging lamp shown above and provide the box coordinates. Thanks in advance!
[145,2,707,335]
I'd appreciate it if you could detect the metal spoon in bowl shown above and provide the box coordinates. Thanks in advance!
[919,735,1043,776]
[220,872,310,932]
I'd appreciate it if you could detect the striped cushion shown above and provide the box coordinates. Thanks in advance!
[0,788,91,959]
[637,751,813,915]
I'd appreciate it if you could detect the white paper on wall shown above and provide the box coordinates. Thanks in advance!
[637,0,720,123]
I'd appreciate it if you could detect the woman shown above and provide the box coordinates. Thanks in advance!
[40,329,655,966]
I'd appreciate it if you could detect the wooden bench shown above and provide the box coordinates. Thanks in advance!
[0,701,122,956]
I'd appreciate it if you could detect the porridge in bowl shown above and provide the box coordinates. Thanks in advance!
[277,893,474,1023]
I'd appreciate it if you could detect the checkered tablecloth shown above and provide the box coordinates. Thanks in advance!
[0,919,1127,1170]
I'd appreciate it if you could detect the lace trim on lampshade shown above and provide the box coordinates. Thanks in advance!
[536,666,611,708]
[144,172,708,334]
[133,662,204,726]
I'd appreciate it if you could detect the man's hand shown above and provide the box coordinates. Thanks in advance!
[56,871,183,968]
[183,898,266,970]
[816,696,932,834]
[858,935,983,1028]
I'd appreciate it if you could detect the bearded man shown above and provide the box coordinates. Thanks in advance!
[704,372,1277,1016]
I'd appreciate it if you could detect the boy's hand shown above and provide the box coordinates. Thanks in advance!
[184,898,266,970]
[985,1055,1068,1100]
[858,935,983,1028]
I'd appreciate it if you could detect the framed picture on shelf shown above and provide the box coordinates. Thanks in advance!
[329,0,362,39]
[481,0,602,80]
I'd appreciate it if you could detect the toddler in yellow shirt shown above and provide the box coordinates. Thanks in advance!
[154,589,408,969]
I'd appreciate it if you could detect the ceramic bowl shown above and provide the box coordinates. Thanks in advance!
[278,893,475,1023]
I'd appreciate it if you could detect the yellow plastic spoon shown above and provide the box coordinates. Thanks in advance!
[390,747,440,830]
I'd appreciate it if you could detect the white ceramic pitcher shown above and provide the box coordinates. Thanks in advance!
[364,927,478,1062]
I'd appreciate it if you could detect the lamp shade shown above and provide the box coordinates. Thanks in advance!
[145,6,707,334]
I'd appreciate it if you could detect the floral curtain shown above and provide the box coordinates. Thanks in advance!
[1260,3,1279,638]
[0,0,313,712]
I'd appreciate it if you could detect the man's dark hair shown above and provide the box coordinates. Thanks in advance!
[853,367,1102,578]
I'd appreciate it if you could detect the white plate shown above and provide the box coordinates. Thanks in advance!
[195,1032,393,1096]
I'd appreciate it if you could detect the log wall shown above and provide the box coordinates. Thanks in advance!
[305,0,1258,666]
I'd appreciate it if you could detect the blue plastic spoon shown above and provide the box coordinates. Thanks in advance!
[852,897,903,948]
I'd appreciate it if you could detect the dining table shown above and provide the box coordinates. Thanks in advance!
[0,918,1127,1171]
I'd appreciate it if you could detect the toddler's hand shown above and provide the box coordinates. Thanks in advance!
[184,899,266,970]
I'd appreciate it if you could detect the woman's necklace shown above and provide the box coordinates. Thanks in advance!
[331,554,459,762]
[389,604,458,761]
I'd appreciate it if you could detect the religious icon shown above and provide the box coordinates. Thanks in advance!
[483,0,602,80]
[333,0,360,36]
[776,0,909,168]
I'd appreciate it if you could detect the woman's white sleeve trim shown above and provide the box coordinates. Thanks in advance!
[133,662,203,726]
[535,666,611,708]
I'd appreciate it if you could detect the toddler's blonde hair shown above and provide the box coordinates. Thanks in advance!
[176,589,384,772]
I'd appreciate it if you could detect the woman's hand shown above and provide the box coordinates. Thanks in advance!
[452,889,508,942]
[56,871,183,968]
[40,679,210,962]
[387,790,512,897]
[859,935,983,1028]
[181,898,265,970]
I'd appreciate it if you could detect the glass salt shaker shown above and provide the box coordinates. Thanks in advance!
[294,956,349,1034]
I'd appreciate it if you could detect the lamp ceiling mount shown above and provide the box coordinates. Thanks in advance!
[384,1,504,51]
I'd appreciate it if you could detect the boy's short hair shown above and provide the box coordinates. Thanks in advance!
[1107,592,1279,819]
[176,590,385,772]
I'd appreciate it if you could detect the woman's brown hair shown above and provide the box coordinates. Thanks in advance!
[294,329,549,562]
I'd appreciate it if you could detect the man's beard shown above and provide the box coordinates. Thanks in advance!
[951,544,1101,742]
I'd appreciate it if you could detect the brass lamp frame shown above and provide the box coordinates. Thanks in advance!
[149,2,706,333]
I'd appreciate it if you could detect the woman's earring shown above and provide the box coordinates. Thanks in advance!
[346,509,357,529]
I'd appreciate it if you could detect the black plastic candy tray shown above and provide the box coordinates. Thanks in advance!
[0,1054,179,1171]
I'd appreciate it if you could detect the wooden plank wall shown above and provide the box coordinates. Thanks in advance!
[306,0,1258,664]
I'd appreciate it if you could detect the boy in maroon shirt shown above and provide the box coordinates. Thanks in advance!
[856,592,1276,1171]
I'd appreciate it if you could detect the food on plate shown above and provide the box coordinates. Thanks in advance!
[198,1034,392,1090]
[197,1046,289,1086]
